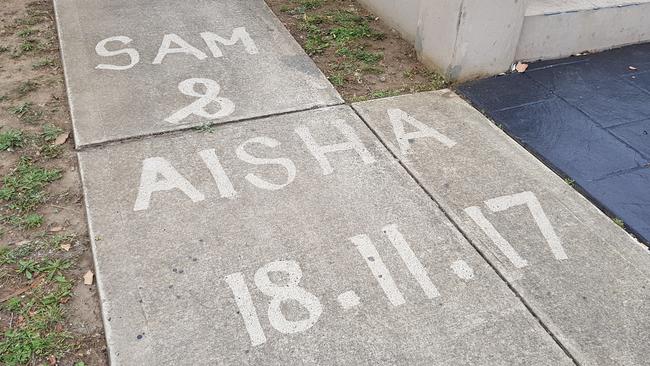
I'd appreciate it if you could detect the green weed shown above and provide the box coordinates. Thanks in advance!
[0,130,25,151]
[8,213,45,230]
[32,58,55,69]
[193,124,215,133]
[336,47,383,64]
[19,39,37,53]
[17,259,38,279]
[613,218,625,229]
[283,0,323,14]
[8,102,42,124]
[17,29,36,38]
[328,73,346,86]
[0,277,73,365]
[564,178,576,187]
[40,144,63,159]
[16,80,38,96]
[41,124,62,142]
[371,89,404,99]
[0,157,62,213]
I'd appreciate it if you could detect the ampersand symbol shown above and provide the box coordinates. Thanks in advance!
[165,78,235,124]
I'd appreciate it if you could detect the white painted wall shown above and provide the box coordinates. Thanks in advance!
[516,2,650,61]
[358,0,527,81]
[359,0,650,81]
[418,0,527,81]
[357,0,421,43]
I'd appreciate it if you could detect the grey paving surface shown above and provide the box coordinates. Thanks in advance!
[78,106,571,365]
[457,45,650,245]
[53,0,342,147]
[353,90,650,366]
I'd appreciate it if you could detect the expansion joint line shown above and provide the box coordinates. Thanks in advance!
[350,107,582,366]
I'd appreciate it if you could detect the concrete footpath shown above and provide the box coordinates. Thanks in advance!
[53,0,650,364]
[78,107,570,364]
[354,91,650,365]
[53,0,341,146]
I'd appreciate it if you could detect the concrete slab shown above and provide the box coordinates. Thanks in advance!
[53,0,342,147]
[516,1,650,61]
[353,91,650,365]
[78,106,570,365]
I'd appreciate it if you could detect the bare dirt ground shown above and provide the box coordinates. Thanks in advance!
[266,0,448,102]
[0,0,107,365]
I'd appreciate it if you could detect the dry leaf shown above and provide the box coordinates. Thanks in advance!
[515,62,529,73]
[84,270,94,285]
[49,226,63,232]
[47,355,56,366]
[54,132,69,145]
[60,244,71,251]
[629,66,638,70]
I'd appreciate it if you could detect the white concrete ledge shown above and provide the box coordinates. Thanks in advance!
[517,1,650,61]
[358,0,650,79]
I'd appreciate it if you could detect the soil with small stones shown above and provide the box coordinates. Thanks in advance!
[0,0,107,365]
[266,0,448,101]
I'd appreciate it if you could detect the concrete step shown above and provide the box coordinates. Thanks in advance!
[517,0,650,61]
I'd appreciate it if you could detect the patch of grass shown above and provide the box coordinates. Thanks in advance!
[16,16,40,26]
[19,39,37,53]
[328,10,385,44]
[329,22,377,45]
[8,102,43,124]
[1,234,76,266]
[328,73,346,86]
[41,124,62,142]
[299,16,329,55]
[17,259,39,279]
[336,47,383,65]
[0,275,74,365]
[17,28,37,38]
[0,130,26,151]
[16,80,38,96]
[40,144,63,159]
[613,218,625,229]
[349,95,369,103]
[32,58,55,69]
[10,213,45,230]
[193,124,215,133]
[7,213,43,230]
[1,242,37,265]
[403,67,448,91]
[297,8,384,56]
[564,178,576,187]
[282,0,323,14]
[371,89,404,99]
[0,157,62,214]
[9,102,33,117]
[360,65,384,75]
